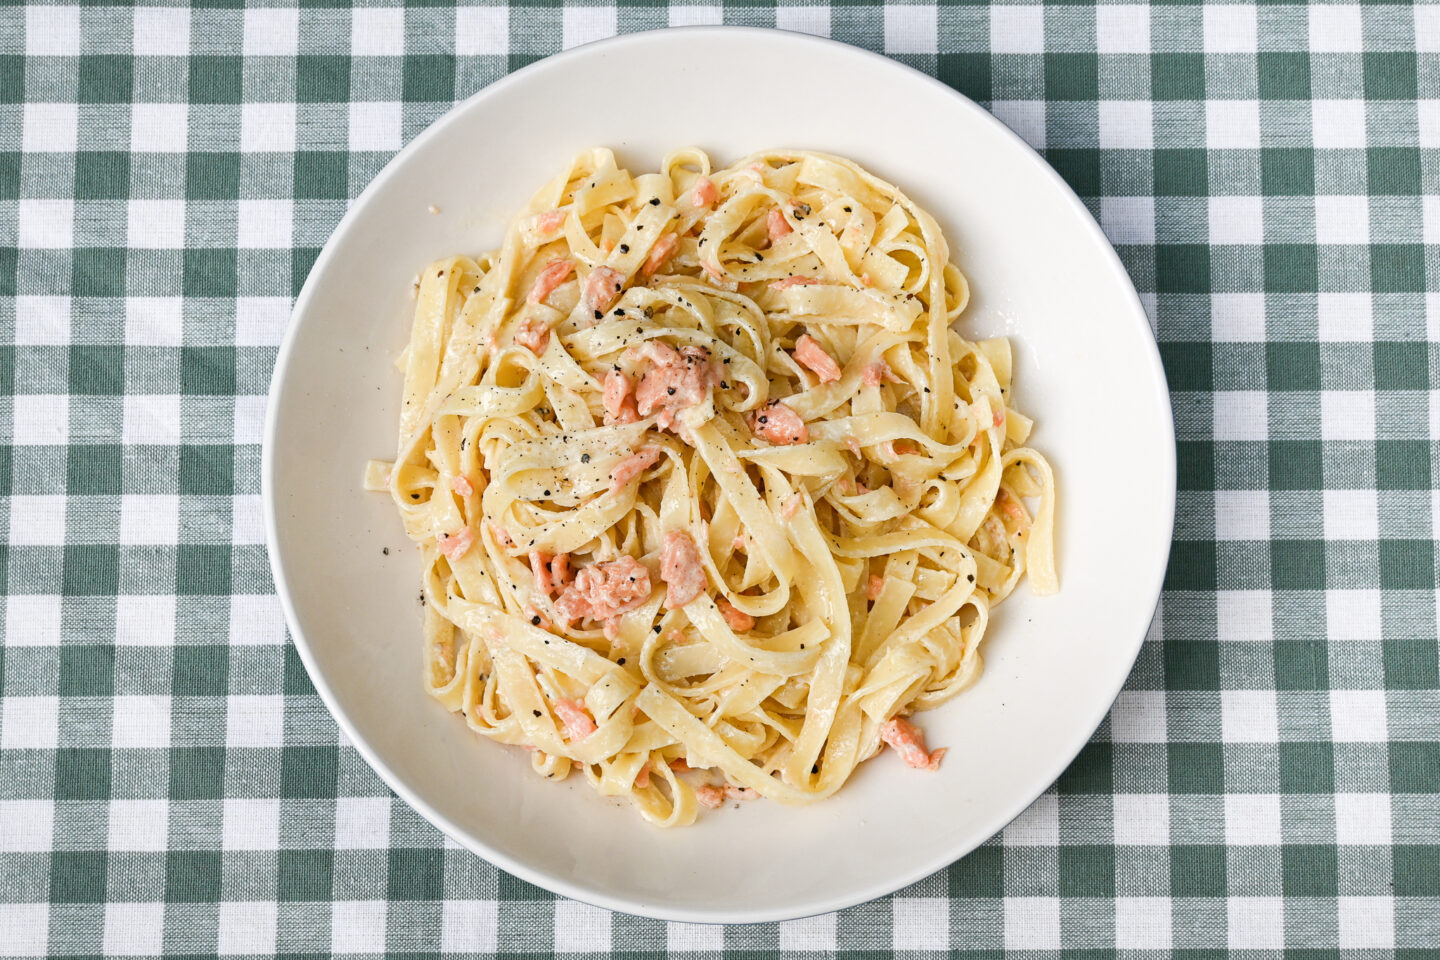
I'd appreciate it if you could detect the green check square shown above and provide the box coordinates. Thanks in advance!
[1,248,16,296]
[1171,845,1226,896]
[180,346,237,394]
[0,152,18,201]
[1044,54,1098,101]
[278,849,334,901]
[1394,845,1440,895]
[283,644,315,695]
[1058,742,1113,793]
[389,848,445,900]
[1371,245,1426,293]
[55,748,112,800]
[1177,441,1214,491]
[1390,742,1440,792]
[1161,342,1212,390]
[68,444,123,495]
[1156,245,1210,293]
[1278,742,1333,792]
[1266,343,1320,390]
[1379,540,1435,589]
[294,152,348,200]
[1373,341,1429,390]
[173,645,228,696]
[0,56,22,104]
[1169,744,1223,793]
[1264,245,1318,294]
[1045,149,1101,197]
[59,644,114,696]
[182,249,238,297]
[75,152,131,200]
[69,345,125,395]
[63,545,119,596]
[1261,148,1314,196]
[404,54,456,103]
[1363,52,1417,100]
[281,746,339,798]
[1154,149,1207,196]
[1271,540,1326,589]
[1059,845,1115,897]
[1368,147,1422,195]
[297,55,350,103]
[179,445,235,495]
[72,248,127,297]
[0,444,12,495]
[1376,440,1431,490]
[185,152,240,201]
[1166,540,1216,590]
[938,53,991,104]
[1269,441,1322,488]
[1281,845,1337,896]
[1151,53,1205,100]
[1274,641,1328,690]
[78,56,133,104]
[189,56,242,104]
[176,544,231,595]
[948,845,1002,898]
[50,850,108,903]
[1165,641,1219,689]
[292,245,321,297]
[165,850,222,902]
[1257,52,1309,100]
[1383,639,1439,690]
[169,747,226,800]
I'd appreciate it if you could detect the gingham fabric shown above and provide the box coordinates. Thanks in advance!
[1,2,1437,956]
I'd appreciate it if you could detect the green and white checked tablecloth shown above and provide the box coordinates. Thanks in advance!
[2,1,1438,955]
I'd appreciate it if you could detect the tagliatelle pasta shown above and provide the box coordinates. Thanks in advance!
[364,148,1057,826]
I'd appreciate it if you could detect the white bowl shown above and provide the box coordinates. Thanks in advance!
[264,27,1175,923]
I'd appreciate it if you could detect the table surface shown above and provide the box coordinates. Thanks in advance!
[2,2,1438,956]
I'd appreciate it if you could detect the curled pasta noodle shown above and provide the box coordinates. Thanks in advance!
[365,148,1058,825]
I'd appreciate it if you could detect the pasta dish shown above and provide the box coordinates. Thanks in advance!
[364,148,1056,825]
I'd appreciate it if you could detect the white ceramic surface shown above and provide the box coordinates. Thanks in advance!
[264,27,1175,923]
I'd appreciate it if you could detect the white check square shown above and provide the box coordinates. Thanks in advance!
[243,7,299,56]
[352,7,406,56]
[4,595,63,647]
[1322,491,1378,542]
[1113,793,1170,845]
[1213,390,1268,441]
[1218,591,1272,642]
[218,901,279,956]
[236,297,292,347]
[130,103,189,153]
[223,798,280,851]
[125,297,184,347]
[0,905,49,957]
[0,800,55,852]
[335,797,391,849]
[332,901,387,953]
[18,199,74,249]
[1005,898,1060,950]
[1003,791,1060,843]
[115,595,176,647]
[234,397,267,447]
[112,696,171,749]
[1221,690,1278,743]
[456,6,509,55]
[123,394,182,445]
[1419,6,1440,52]
[1330,690,1388,742]
[1326,589,1381,642]
[1098,101,1154,150]
[892,898,948,949]
[991,6,1044,53]
[12,395,69,445]
[1215,490,1269,541]
[670,6,722,27]
[1100,197,1155,245]
[1225,794,1282,846]
[1,697,59,749]
[884,6,938,54]
[134,7,191,56]
[778,912,836,952]
[1339,897,1395,949]
[441,901,500,953]
[1115,897,1172,949]
[232,493,265,544]
[1211,293,1266,342]
[553,899,611,953]
[1320,390,1375,441]
[1315,195,1370,245]
[1110,690,1167,743]
[1313,100,1367,149]
[1204,4,1257,52]
[104,902,165,956]
[230,594,288,646]
[16,296,73,346]
[7,495,68,545]
[108,799,170,851]
[1229,897,1285,949]
[1206,100,1260,149]
[561,6,616,50]
[990,101,1046,150]
[26,5,80,56]
[666,922,724,952]
[240,103,297,153]
[226,695,284,748]
[1310,5,1364,52]
[1334,793,1391,845]
[1208,196,1264,246]
[1317,293,1373,342]
[1096,5,1150,53]
[23,102,78,152]
[237,199,294,248]
[348,101,403,153]
[127,199,187,249]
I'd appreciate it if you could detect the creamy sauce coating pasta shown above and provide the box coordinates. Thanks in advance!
[365,149,1057,825]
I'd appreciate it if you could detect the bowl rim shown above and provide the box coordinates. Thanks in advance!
[263,24,1177,924]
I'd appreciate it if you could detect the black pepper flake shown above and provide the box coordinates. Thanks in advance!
[754,253,764,261]
[617,657,627,665]
[812,764,819,774]
[530,615,541,625]
[843,206,852,212]
[473,286,480,293]
[382,547,389,555]
[543,489,551,496]
[533,709,542,717]
[649,198,660,206]
[758,415,767,424]
[967,574,975,583]
[594,309,602,320]
[635,224,644,231]
[619,244,630,253]
[667,387,676,395]
[411,493,420,500]
[581,453,591,463]
[653,625,662,633]
[615,308,626,316]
